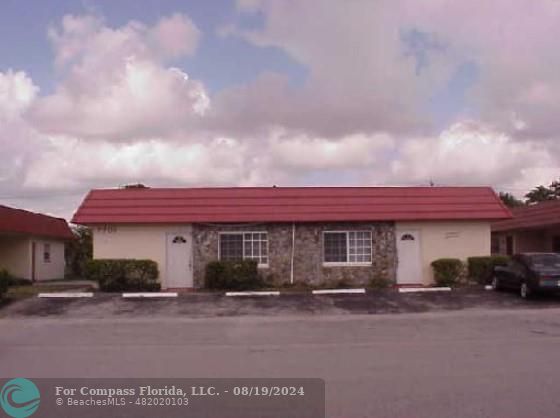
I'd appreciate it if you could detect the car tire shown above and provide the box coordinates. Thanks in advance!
[520,282,532,299]
[491,276,501,291]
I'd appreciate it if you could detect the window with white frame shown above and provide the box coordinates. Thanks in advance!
[219,232,268,265]
[43,243,51,263]
[323,231,372,264]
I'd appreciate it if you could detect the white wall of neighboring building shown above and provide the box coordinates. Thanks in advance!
[0,236,31,279]
[396,221,491,285]
[33,239,66,281]
[91,224,192,288]
[0,236,66,280]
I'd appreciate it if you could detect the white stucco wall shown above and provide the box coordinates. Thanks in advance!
[33,239,66,281]
[90,221,490,287]
[0,236,65,280]
[396,221,491,285]
[91,224,192,288]
[0,236,31,279]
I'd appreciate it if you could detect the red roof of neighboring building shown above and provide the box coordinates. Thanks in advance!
[72,186,511,224]
[492,200,560,232]
[0,205,74,240]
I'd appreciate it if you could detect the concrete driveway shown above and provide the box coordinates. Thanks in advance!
[2,287,560,319]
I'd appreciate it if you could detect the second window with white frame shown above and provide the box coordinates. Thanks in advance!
[323,231,372,264]
[219,232,268,266]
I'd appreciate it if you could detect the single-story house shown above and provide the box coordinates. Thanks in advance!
[0,205,74,281]
[72,186,511,289]
[492,200,560,255]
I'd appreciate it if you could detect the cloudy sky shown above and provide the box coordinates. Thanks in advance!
[1,0,559,220]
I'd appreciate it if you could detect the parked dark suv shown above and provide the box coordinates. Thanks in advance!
[492,253,560,299]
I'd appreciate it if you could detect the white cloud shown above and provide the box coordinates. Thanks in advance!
[0,71,38,118]
[268,132,393,170]
[216,1,456,137]
[388,121,559,192]
[5,4,560,219]
[224,0,560,141]
[23,136,248,190]
[30,58,209,140]
[0,71,44,189]
[29,14,207,141]
[149,13,201,58]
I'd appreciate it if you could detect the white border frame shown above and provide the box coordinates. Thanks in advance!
[322,230,373,267]
[218,231,269,268]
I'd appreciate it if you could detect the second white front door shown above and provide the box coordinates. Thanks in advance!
[396,230,422,285]
[166,232,193,288]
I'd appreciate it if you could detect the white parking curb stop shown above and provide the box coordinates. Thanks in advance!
[38,292,94,298]
[225,291,280,296]
[398,287,452,293]
[122,292,178,298]
[312,288,366,295]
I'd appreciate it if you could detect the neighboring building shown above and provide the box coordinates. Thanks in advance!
[72,187,510,289]
[492,200,560,255]
[0,205,74,281]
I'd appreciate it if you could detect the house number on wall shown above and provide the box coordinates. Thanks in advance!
[96,225,117,234]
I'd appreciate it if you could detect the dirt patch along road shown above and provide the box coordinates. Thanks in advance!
[2,288,560,319]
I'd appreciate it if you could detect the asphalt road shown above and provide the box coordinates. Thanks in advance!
[2,307,560,417]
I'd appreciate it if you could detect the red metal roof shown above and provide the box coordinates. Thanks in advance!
[72,186,511,224]
[492,200,560,232]
[0,205,74,240]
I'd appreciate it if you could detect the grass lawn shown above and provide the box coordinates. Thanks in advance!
[0,282,96,309]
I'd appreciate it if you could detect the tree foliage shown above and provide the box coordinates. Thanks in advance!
[65,226,93,278]
[499,177,560,206]
[498,192,524,208]
[524,185,557,204]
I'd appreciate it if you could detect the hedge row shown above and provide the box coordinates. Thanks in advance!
[467,256,509,284]
[0,269,11,299]
[85,259,160,292]
[431,256,510,287]
[205,259,265,290]
[82,255,509,292]
[430,258,464,287]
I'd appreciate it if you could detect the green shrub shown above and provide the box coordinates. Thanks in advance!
[205,260,265,290]
[431,258,464,287]
[9,277,31,286]
[467,256,510,284]
[0,269,11,299]
[85,259,160,292]
[368,276,391,289]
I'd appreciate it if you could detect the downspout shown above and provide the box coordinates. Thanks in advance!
[290,222,296,284]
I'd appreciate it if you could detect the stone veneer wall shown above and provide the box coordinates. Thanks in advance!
[192,222,397,288]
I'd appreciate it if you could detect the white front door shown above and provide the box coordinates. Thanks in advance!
[396,230,422,285]
[166,232,193,288]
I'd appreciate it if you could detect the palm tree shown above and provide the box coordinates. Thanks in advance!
[498,192,524,208]
[525,185,556,204]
